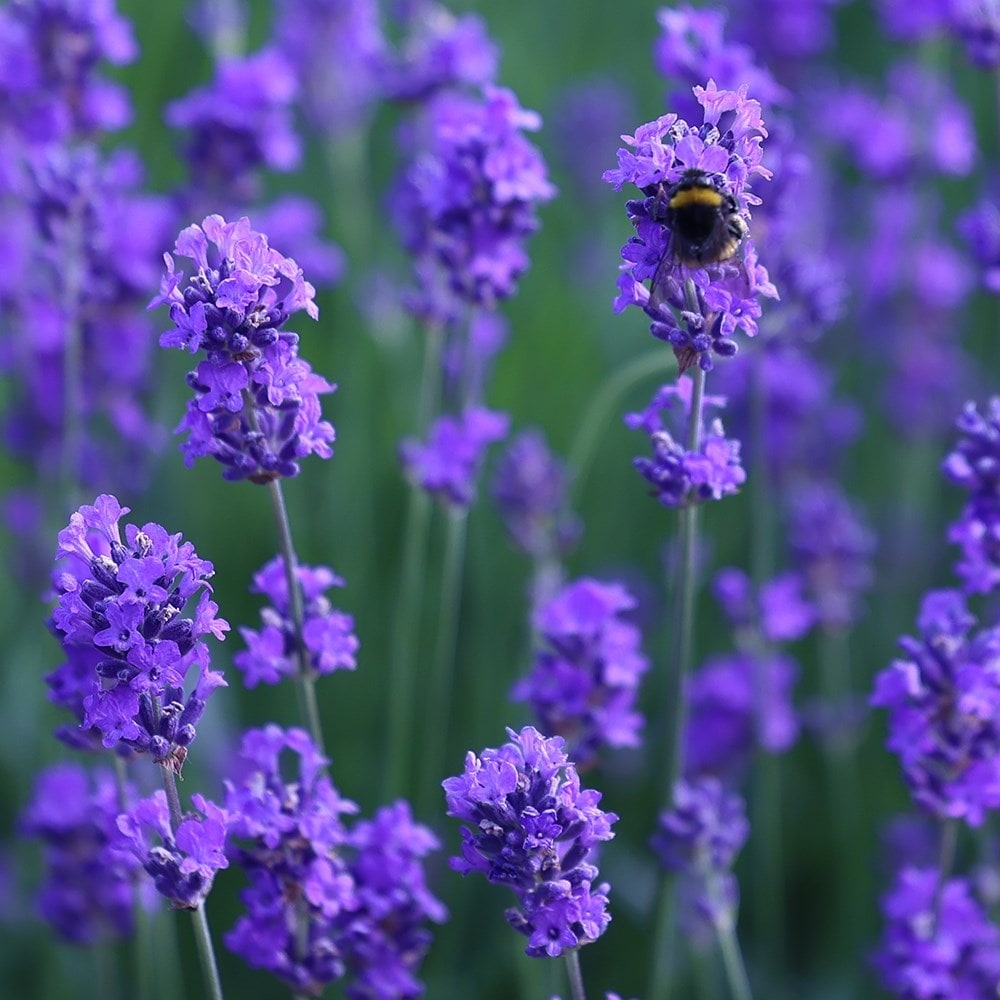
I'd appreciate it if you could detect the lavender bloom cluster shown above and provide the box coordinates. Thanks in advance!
[492,429,582,562]
[874,866,1000,996]
[400,406,510,508]
[224,725,445,997]
[0,0,137,144]
[625,379,745,507]
[20,763,141,943]
[878,0,1000,68]
[960,196,1000,294]
[871,590,1000,826]
[943,398,1000,595]
[603,81,777,372]
[511,578,649,768]
[48,494,229,764]
[443,726,616,958]
[235,557,359,688]
[651,777,749,932]
[117,791,229,910]
[150,215,335,482]
[392,85,556,325]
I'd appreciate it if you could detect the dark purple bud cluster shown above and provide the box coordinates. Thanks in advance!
[443,726,616,958]
[943,397,1000,595]
[150,215,335,482]
[511,579,649,768]
[48,494,228,763]
[235,556,359,688]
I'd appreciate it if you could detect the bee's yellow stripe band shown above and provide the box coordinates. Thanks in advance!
[669,186,724,209]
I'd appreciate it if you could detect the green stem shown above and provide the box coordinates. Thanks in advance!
[384,324,444,801]
[160,767,225,1000]
[420,507,469,815]
[266,477,326,756]
[61,195,85,507]
[565,949,588,1000]
[190,904,224,1000]
[568,348,675,500]
[716,921,754,1000]
[651,354,707,999]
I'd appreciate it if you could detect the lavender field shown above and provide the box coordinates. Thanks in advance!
[2,1,1000,998]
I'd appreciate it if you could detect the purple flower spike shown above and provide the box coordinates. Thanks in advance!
[235,556,359,688]
[400,406,510,508]
[625,379,745,507]
[0,0,137,144]
[871,590,1000,826]
[943,398,1000,595]
[443,726,617,958]
[21,763,141,944]
[150,215,335,482]
[393,85,555,325]
[874,867,1000,996]
[492,429,582,561]
[651,777,749,933]
[48,494,229,763]
[166,48,300,202]
[117,791,229,910]
[512,578,649,768]
[604,82,777,372]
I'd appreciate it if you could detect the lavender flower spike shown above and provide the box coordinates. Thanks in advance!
[117,791,229,910]
[443,726,617,958]
[604,81,777,372]
[512,578,649,768]
[235,556,359,688]
[150,214,335,482]
[871,590,1000,826]
[49,494,229,765]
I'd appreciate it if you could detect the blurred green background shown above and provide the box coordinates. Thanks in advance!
[2,1,998,998]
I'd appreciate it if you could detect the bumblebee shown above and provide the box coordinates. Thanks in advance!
[648,168,749,306]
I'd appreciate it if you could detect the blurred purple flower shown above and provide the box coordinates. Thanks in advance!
[0,0,136,144]
[874,867,1000,996]
[400,405,509,508]
[380,1,498,102]
[786,480,875,630]
[21,763,141,943]
[392,85,555,326]
[492,428,581,562]
[685,652,799,777]
[443,726,616,958]
[167,48,300,203]
[150,214,336,482]
[651,776,749,933]
[960,196,1000,294]
[235,556,359,688]
[878,0,1000,67]
[49,494,229,763]
[872,590,1000,826]
[713,567,815,644]
[512,578,649,767]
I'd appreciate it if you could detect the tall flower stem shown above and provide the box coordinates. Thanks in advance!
[565,949,588,1000]
[266,477,326,756]
[419,507,469,815]
[716,921,754,1000]
[748,346,785,980]
[160,767,225,1000]
[651,329,707,999]
[384,324,444,800]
